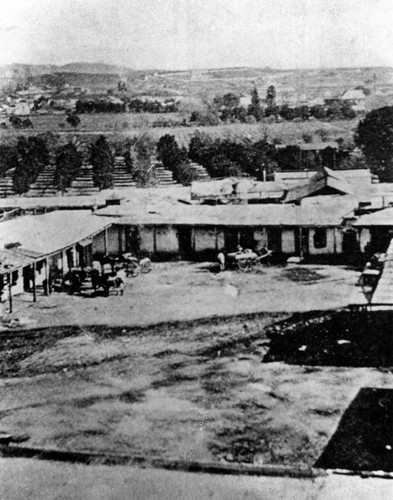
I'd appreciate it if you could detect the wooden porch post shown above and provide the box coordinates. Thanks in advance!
[32,262,36,303]
[104,228,108,256]
[45,259,49,295]
[8,272,12,314]
[299,227,303,260]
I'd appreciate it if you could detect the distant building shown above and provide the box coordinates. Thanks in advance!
[324,88,366,112]
[7,100,31,116]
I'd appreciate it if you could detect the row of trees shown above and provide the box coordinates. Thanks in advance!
[0,132,369,195]
[202,88,357,125]
[3,105,393,195]
[186,132,358,179]
[74,98,179,114]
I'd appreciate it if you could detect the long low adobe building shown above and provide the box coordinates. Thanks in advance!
[95,198,359,260]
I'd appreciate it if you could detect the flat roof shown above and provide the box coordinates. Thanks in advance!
[96,202,351,227]
[353,207,393,227]
[0,195,106,210]
[0,211,112,257]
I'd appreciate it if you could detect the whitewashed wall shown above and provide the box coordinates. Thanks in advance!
[155,227,179,253]
[282,229,296,254]
[194,228,217,253]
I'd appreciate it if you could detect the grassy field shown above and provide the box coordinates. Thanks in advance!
[0,114,358,148]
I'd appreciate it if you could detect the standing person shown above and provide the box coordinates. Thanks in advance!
[102,260,113,277]
[259,243,272,266]
[92,259,102,274]
[217,250,226,272]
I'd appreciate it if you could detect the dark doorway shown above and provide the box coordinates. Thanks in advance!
[267,228,282,254]
[370,228,392,253]
[225,228,239,252]
[342,230,358,254]
[239,229,255,250]
[316,388,393,472]
[178,226,193,260]
[295,228,309,256]
[23,266,32,292]
[66,248,74,269]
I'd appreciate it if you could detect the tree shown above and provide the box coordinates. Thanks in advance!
[248,87,263,121]
[55,143,82,193]
[9,115,23,129]
[222,93,240,109]
[118,80,127,92]
[91,136,114,189]
[310,105,327,120]
[130,134,156,187]
[276,145,302,171]
[12,136,49,194]
[355,106,393,182]
[0,145,18,178]
[251,139,277,180]
[279,105,296,121]
[188,131,214,166]
[156,134,183,171]
[66,113,81,128]
[156,134,194,185]
[266,85,276,107]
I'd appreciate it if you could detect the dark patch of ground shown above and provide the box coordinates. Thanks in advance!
[265,310,393,368]
[280,268,325,282]
[316,388,393,472]
[0,312,283,378]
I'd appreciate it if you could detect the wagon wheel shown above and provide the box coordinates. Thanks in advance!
[128,265,140,277]
[140,261,152,274]
[238,259,252,272]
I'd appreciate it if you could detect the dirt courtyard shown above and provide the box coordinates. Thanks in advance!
[1,262,391,470]
[1,262,361,329]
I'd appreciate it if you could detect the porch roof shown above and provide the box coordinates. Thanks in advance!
[0,211,112,257]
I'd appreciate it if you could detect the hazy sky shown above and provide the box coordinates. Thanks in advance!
[0,0,392,69]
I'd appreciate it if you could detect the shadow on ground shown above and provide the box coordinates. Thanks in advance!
[315,388,393,472]
[264,310,393,368]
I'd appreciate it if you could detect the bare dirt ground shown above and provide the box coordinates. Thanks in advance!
[2,263,392,471]
[1,262,360,329]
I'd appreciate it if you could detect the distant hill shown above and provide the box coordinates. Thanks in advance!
[58,62,132,74]
[0,62,133,78]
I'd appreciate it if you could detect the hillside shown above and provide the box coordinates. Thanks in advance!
[58,62,132,74]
